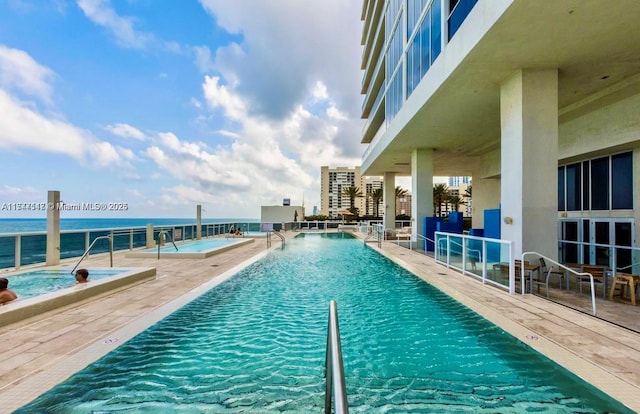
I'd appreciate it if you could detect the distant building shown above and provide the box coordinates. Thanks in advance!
[363,176,384,216]
[261,205,304,224]
[396,192,412,218]
[448,176,470,188]
[320,166,384,218]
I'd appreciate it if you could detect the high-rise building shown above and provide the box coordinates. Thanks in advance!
[320,166,384,218]
[448,176,470,188]
[359,0,640,263]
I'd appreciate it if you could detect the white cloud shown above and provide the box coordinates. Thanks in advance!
[105,123,146,140]
[76,0,154,49]
[198,1,362,125]
[142,71,363,216]
[192,45,215,73]
[202,76,246,121]
[0,45,55,104]
[0,89,123,167]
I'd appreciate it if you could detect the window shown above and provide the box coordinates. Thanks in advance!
[566,163,581,211]
[558,152,632,211]
[590,157,609,210]
[557,166,565,211]
[612,152,632,209]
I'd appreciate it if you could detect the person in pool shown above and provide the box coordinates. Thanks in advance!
[0,277,17,304]
[75,268,89,283]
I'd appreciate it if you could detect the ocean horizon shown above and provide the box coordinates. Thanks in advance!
[0,217,259,234]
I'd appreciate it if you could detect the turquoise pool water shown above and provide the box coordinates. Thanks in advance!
[5,268,131,300]
[150,238,244,253]
[16,234,631,413]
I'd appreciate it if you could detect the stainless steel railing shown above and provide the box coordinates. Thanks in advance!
[324,300,348,414]
[71,235,113,274]
[156,230,178,259]
[267,231,285,249]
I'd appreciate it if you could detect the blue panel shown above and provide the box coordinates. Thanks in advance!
[484,208,501,262]
[424,216,442,251]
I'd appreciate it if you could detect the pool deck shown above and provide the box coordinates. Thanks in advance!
[1,231,640,411]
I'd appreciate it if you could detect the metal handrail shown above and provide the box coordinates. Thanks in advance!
[324,300,348,414]
[617,262,640,272]
[70,235,113,274]
[522,252,597,316]
[270,230,285,250]
[156,230,178,259]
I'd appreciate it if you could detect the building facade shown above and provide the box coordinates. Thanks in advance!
[359,0,640,269]
[320,166,385,218]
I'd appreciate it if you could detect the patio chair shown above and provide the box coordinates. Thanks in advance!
[539,258,565,290]
[608,273,640,305]
[578,265,608,298]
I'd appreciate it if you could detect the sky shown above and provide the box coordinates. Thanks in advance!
[0,0,389,219]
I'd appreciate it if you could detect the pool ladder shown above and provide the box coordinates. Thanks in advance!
[71,235,113,274]
[325,300,348,413]
[156,230,178,259]
[266,231,285,250]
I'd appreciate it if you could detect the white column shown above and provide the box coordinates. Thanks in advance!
[196,204,202,239]
[383,172,396,231]
[411,148,434,238]
[470,176,500,230]
[146,224,154,248]
[46,190,60,266]
[500,69,558,260]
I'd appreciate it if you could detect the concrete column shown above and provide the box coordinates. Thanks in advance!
[196,204,202,239]
[146,224,154,248]
[383,172,396,231]
[470,176,501,230]
[411,149,434,238]
[500,69,558,259]
[45,190,60,266]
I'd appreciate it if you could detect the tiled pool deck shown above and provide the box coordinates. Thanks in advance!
[1,232,640,412]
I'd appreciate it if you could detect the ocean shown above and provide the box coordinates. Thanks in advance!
[0,218,259,269]
[0,218,259,234]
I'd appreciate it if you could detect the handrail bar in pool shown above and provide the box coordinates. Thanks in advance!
[70,235,113,274]
[324,300,348,414]
[156,230,179,259]
[270,230,285,250]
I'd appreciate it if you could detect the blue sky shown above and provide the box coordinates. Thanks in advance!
[0,0,368,219]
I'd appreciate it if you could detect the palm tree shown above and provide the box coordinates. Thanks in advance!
[342,186,363,218]
[433,183,449,217]
[464,185,472,200]
[448,195,466,212]
[369,188,384,217]
[395,186,408,198]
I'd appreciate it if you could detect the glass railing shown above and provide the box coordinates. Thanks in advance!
[448,0,478,40]
[0,222,256,269]
[434,231,515,292]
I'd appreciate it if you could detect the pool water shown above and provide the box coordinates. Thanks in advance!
[16,234,631,413]
[5,268,130,300]
[153,238,244,253]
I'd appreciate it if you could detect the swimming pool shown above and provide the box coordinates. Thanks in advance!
[4,268,130,300]
[126,237,254,258]
[15,233,631,412]
[0,267,156,326]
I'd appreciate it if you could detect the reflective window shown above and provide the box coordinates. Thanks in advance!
[612,152,633,209]
[566,163,581,211]
[590,157,609,210]
[582,161,590,211]
[557,166,565,211]
[558,152,632,211]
